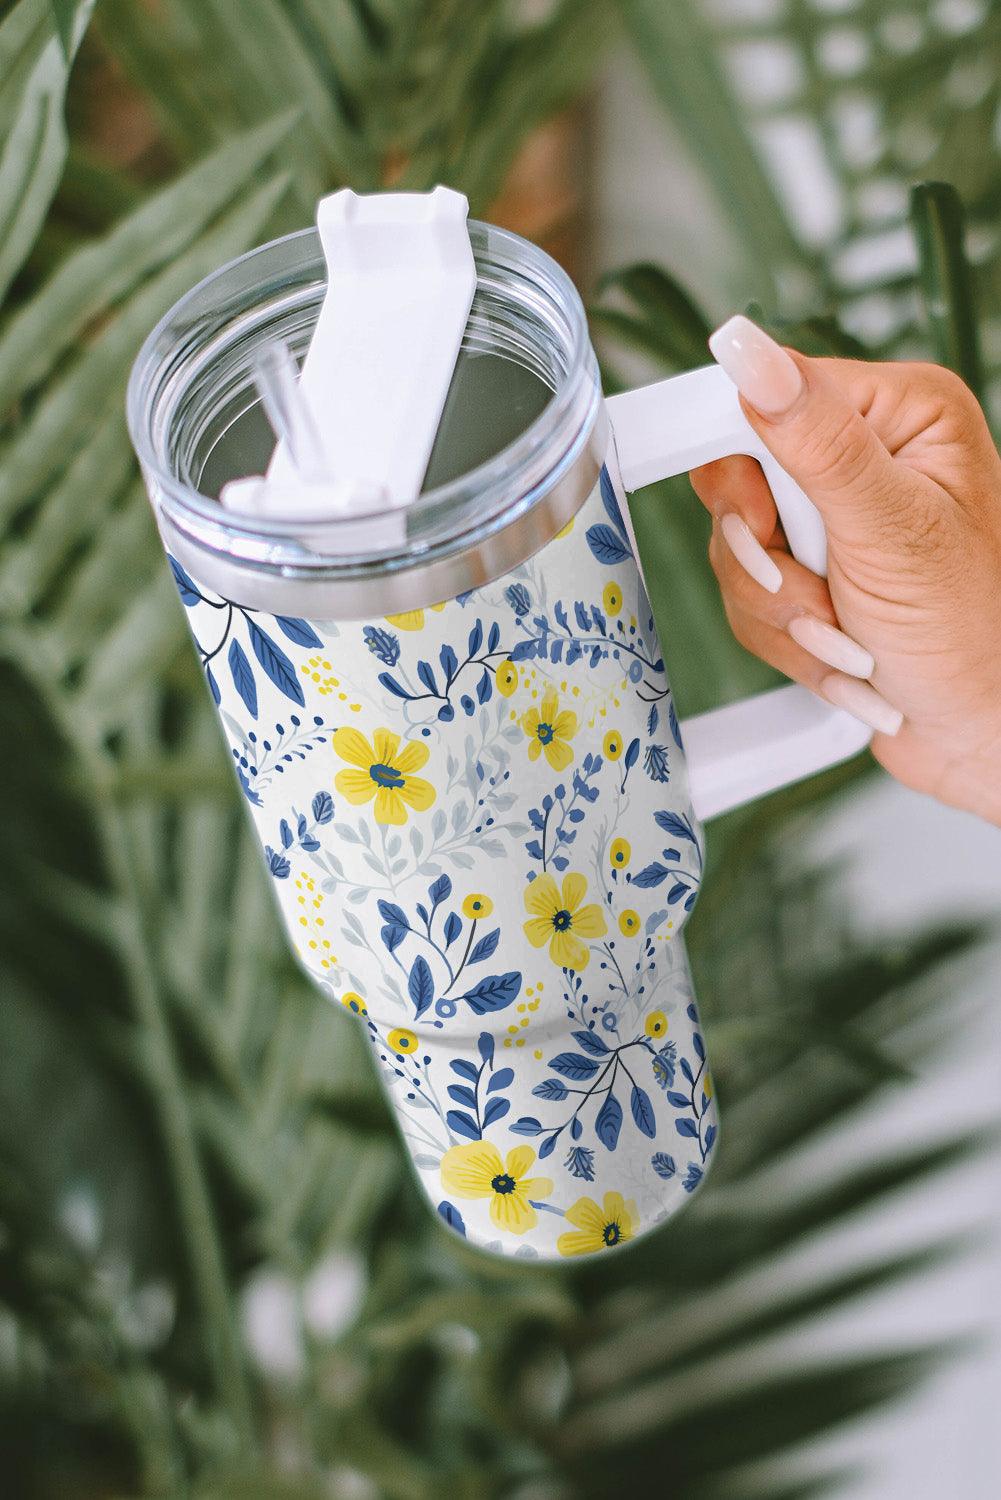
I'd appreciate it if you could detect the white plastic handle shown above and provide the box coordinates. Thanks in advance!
[605,364,872,819]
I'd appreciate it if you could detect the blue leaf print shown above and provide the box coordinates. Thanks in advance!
[447,1084,477,1109]
[237,768,262,806]
[705,1124,717,1152]
[532,1078,569,1101]
[595,1091,623,1150]
[666,1091,691,1109]
[644,744,670,783]
[599,465,629,540]
[279,819,293,850]
[647,703,659,736]
[461,971,522,1015]
[511,1116,543,1135]
[483,1097,510,1128]
[572,1028,610,1057]
[429,875,452,908]
[379,672,410,699]
[487,1067,514,1093]
[438,644,458,682]
[683,1163,704,1192]
[416,659,438,694]
[669,701,684,750]
[468,620,483,656]
[444,912,462,947]
[651,1152,677,1179]
[247,620,305,706]
[363,626,400,666]
[446,1110,481,1141]
[549,1053,600,1081]
[505,582,531,616]
[206,663,221,705]
[265,845,290,879]
[408,956,434,1017]
[634,862,669,889]
[275,615,323,648]
[655,810,698,844]
[586,523,631,566]
[381,924,407,953]
[693,1032,705,1061]
[228,639,258,719]
[168,555,201,606]
[675,1118,699,1139]
[631,1085,656,1139]
[469,929,500,964]
[624,737,640,770]
[450,1058,478,1081]
[477,1033,494,1064]
[538,1134,558,1159]
[437,1200,466,1236]
[378,899,408,927]
[476,669,492,704]
[487,621,500,651]
[312,791,334,824]
[565,1145,596,1181]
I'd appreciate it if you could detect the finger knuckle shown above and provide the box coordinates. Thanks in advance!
[799,409,876,491]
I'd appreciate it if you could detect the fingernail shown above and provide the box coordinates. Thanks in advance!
[820,673,903,736]
[719,512,783,593]
[788,613,874,678]
[708,314,803,417]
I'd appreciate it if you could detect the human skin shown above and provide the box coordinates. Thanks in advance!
[689,315,1001,826]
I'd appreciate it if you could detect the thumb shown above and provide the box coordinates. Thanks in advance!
[708,315,900,547]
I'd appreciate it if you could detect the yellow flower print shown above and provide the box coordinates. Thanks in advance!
[333,727,435,826]
[603,729,623,761]
[440,1141,553,1235]
[496,660,519,697]
[645,1010,668,1039]
[341,991,368,1016]
[603,581,623,616]
[523,872,607,971]
[619,909,640,937]
[462,893,493,920]
[385,602,446,631]
[387,1027,418,1054]
[520,686,578,772]
[557,1191,638,1256]
[609,837,630,870]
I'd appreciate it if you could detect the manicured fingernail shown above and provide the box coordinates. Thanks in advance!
[788,613,874,678]
[820,673,903,736]
[719,512,783,593]
[708,314,803,417]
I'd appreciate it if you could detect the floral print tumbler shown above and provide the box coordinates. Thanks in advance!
[128,218,868,1260]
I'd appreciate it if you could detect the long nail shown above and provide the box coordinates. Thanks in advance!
[820,673,903,736]
[719,512,783,593]
[708,314,803,418]
[788,613,874,678]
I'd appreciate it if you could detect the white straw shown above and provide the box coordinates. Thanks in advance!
[252,340,325,480]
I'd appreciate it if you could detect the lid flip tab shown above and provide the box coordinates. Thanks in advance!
[221,186,477,547]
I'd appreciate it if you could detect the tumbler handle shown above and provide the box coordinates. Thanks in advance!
[605,364,872,819]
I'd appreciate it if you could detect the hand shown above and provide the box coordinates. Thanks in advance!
[690,315,1001,825]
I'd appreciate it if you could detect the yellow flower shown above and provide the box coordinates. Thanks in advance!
[523,872,607,971]
[341,991,367,1016]
[333,727,435,826]
[385,603,446,631]
[496,660,519,697]
[645,1010,668,1039]
[557,1191,638,1256]
[603,582,623,616]
[462,893,493,920]
[619,909,641,937]
[520,687,578,772]
[387,1027,418,1055]
[609,837,630,869]
[440,1141,553,1235]
[603,730,623,761]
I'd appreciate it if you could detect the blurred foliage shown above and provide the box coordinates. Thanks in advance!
[0,1,996,1497]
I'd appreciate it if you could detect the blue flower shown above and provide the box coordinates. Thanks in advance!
[363,626,401,666]
[505,582,531,617]
[644,744,670,783]
[682,1163,703,1193]
[651,1041,677,1091]
[265,845,291,879]
[565,1146,596,1181]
